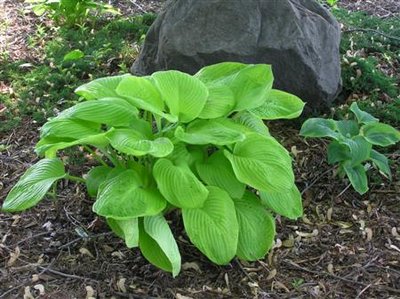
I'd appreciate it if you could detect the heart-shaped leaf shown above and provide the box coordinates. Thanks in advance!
[175,118,246,145]
[198,85,236,119]
[343,162,368,195]
[182,186,238,265]
[75,75,129,100]
[107,129,173,158]
[340,136,372,166]
[2,159,66,212]
[250,89,305,120]
[259,184,303,219]
[152,70,208,123]
[86,166,113,197]
[40,118,100,140]
[153,159,208,208]
[300,118,339,139]
[107,218,139,248]
[232,111,270,136]
[196,151,245,199]
[224,134,294,192]
[336,120,359,137]
[57,97,138,127]
[350,102,378,124]
[370,149,391,180]
[116,76,177,122]
[93,169,166,219]
[327,141,351,164]
[361,122,400,147]
[234,192,275,260]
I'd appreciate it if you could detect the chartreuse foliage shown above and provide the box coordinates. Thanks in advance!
[300,102,400,195]
[2,62,305,276]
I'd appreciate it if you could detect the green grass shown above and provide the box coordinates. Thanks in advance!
[0,13,156,133]
[332,8,400,127]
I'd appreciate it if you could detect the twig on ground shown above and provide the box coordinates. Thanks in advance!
[336,183,352,198]
[343,28,400,42]
[37,266,98,282]
[301,166,336,195]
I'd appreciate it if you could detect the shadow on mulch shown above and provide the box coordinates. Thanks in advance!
[1,119,399,299]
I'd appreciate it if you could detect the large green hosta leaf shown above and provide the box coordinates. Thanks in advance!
[2,159,66,212]
[234,192,275,260]
[40,118,100,140]
[107,129,173,158]
[93,169,166,219]
[250,89,305,120]
[107,218,139,248]
[57,97,138,127]
[153,159,208,208]
[224,134,294,192]
[361,122,400,147]
[139,215,181,277]
[36,132,109,158]
[174,118,246,145]
[300,118,339,139]
[195,62,247,84]
[198,85,236,119]
[182,186,238,264]
[259,184,303,219]
[196,62,274,112]
[152,70,208,123]
[116,76,177,122]
[343,162,368,195]
[196,151,245,199]
[75,75,129,100]
[350,102,378,124]
[232,111,270,137]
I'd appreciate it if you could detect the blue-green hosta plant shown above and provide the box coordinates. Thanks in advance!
[2,62,305,276]
[300,102,400,195]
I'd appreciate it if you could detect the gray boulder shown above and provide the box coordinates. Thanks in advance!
[131,0,342,108]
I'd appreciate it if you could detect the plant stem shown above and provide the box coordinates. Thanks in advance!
[83,145,108,167]
[66,174,86,183]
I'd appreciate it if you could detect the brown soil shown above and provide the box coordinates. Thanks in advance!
[1,1,400,298]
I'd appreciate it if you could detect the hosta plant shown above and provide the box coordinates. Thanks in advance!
[300,102,400,195]
[2,62,305,276]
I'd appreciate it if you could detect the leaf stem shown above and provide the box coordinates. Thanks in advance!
[66,174,86,183]
[83,145,108,167]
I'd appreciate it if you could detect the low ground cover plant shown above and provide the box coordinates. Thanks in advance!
[26,0,119,26]
[2,62,305,276]
[300,102,400,194]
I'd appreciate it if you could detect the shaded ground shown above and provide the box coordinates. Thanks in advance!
[1,0,400,298]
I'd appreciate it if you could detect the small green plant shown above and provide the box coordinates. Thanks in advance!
[300,102,400,194]
[26,0,119,26]
[2,62,305,276]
